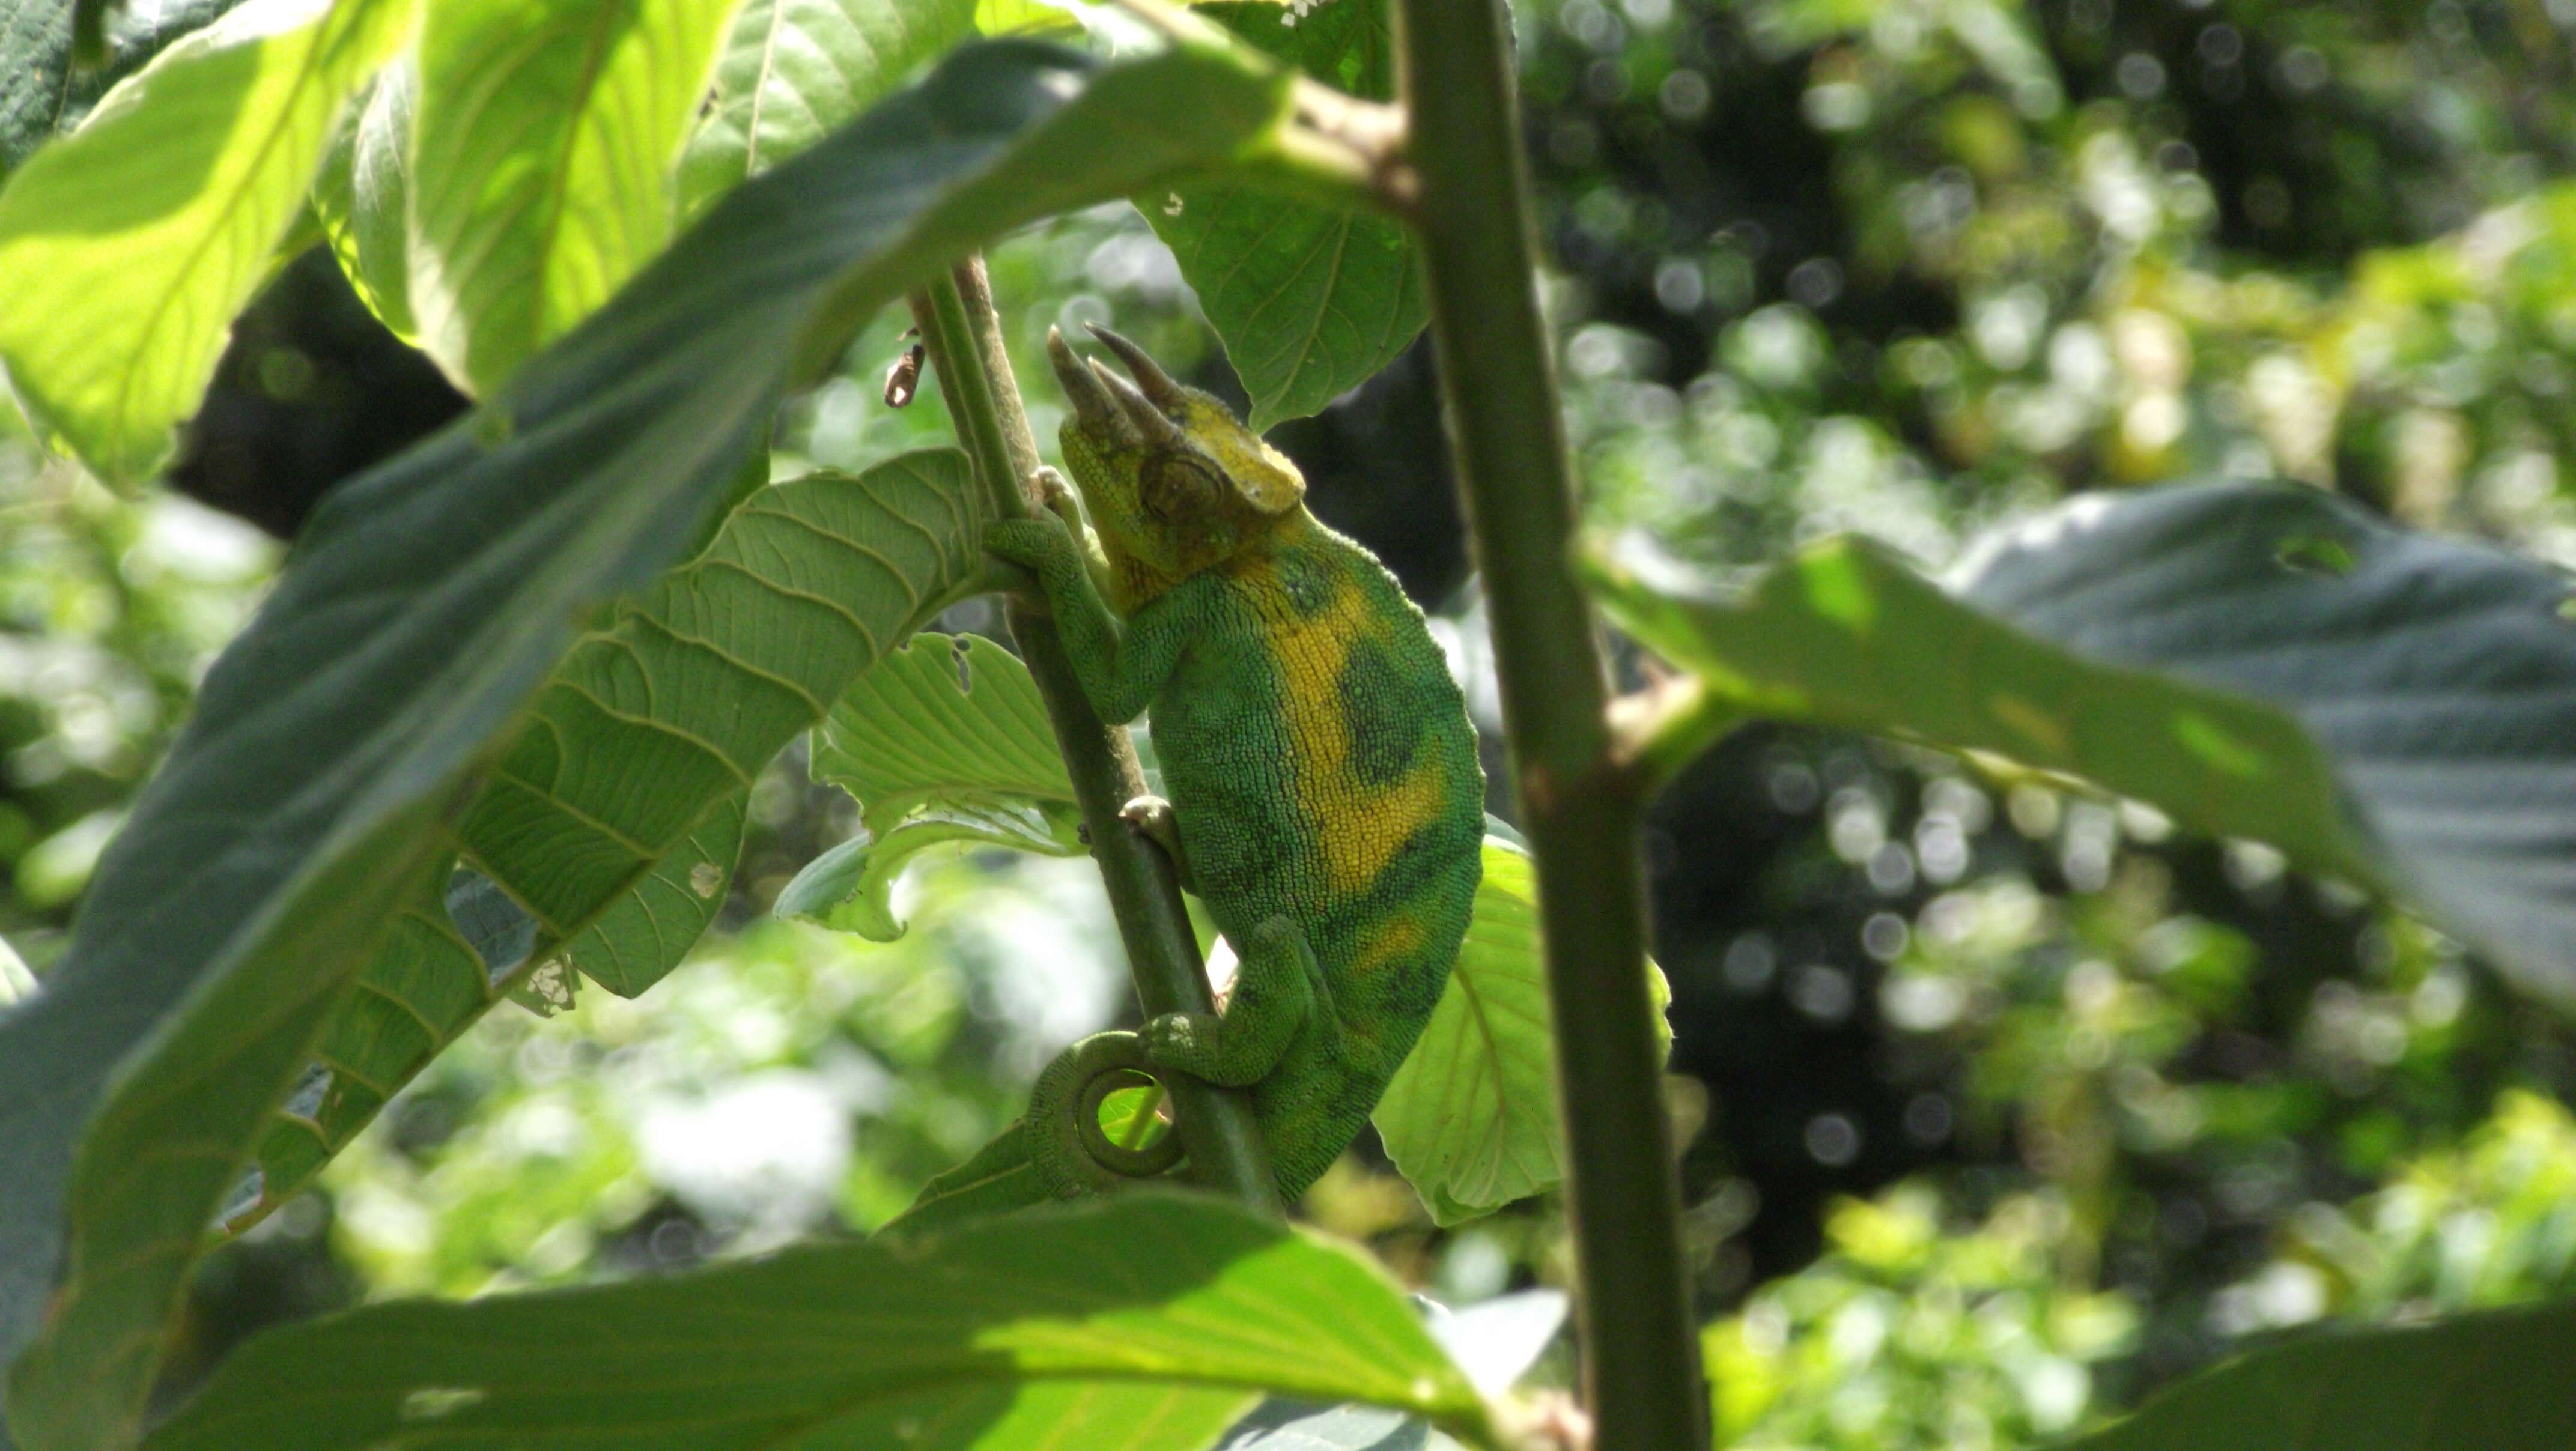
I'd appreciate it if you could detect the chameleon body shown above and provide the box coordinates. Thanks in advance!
[890,326,1482,1230]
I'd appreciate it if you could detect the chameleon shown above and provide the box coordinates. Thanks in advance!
[885,325,1484,1233]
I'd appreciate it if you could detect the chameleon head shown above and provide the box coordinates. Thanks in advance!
[1048,324,1305,602]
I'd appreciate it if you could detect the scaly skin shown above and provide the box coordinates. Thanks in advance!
[888,326,1482,1231]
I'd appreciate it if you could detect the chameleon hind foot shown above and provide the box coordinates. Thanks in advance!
[1141,916,1332,1088]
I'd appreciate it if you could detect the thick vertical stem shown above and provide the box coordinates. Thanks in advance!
[1393,3,1707,1446]
[909,262,1281,1217]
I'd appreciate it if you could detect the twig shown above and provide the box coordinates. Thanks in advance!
[908,261,1282,1217]
[1391,1,1708,1444]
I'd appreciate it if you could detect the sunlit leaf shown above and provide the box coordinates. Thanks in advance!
[2062,1296,2576,1451]
[0,0,413,482]
[1591,479,2576,1011]
[1151,0,1421,430]
[142,1197,1492,1451]
[407,0,741,392]
[310,56,416,336]
[0,37,1301,1450]
[677,0,979,218]
[1374,839,1671,1224]
[785,632,1082,937]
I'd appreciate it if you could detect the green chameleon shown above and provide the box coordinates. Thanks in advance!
[887,326,1484,1232]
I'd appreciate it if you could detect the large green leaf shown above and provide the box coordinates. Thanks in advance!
[1,0,248,177]
[782,631,1084,938]
[1152,0,1421,431]
[0,0,413,483]
[406,0,743,393]
[676,0,980,219]
[458,455,988,957]
[142,1197,1492,1451]
[2060,1296,2576,1450]
[226,791,746,1235]
[1373,840,1671,1225]
[0,36,1302,1451]
[1591,479,2576,1009]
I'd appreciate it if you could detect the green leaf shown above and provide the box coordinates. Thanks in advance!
[973,0,1072,35]
[407,0,743,393]
[1374,839,1671,1225]
[818,631,1077,831]
[785,631,1084,938]
[458,456,989,954]
[232,448,1008,1231]
[1152,0,1421,431]
[1,0,248,177]
[2059,1296,2576,1450]
[0,37,1301,1450]
[142,1197,1492,1451]
[1590,479,2576,1010]
[564,789,747,996]
[676,0,980,220]
[780,801,1083,938]
[310,56,415,337]
[0,0,413,483]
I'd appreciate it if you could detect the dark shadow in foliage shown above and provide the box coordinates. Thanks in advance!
[171,249,469,539]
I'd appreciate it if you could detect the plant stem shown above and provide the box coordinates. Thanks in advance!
[910,261,1282,1218]
[1393,2,1707,1445]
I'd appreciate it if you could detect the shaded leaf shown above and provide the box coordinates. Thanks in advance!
[1374,839,1671,1224]
[0,37,1301,1450]
[565,789,747,997]
[0,0,248,178]
[1593,480,2576,1010]
[678,0,979,219]
[2061,1296,2576,1451]
[1151,0,1421,430]
[222,459,979,1232]
[142,1196,1490,1451]
[407,0,741,393]
[0,0,413,483]
[457,455,988,958]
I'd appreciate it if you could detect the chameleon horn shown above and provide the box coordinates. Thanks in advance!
[1046,326,1129,439]
[1084,323,1188,408]
[1089,358,1189,449]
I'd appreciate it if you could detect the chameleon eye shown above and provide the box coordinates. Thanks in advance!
[1140,456,1221,522]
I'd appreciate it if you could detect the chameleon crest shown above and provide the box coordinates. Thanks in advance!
[889,326,1486,1232]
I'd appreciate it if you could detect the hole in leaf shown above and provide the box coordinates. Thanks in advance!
[952,635,973,694]
[2274,535,2356,576]
[2556,595,2576,623]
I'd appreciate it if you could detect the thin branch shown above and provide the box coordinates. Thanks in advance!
[1393,0,1708,1444]
[909,262,1282,1217]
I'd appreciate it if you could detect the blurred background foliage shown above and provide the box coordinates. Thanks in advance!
[8,0,2576,1442]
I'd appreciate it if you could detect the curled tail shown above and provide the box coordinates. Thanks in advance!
[879,1032,1186,1239]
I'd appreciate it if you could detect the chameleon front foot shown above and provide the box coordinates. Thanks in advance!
[1119,795,1195,890]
